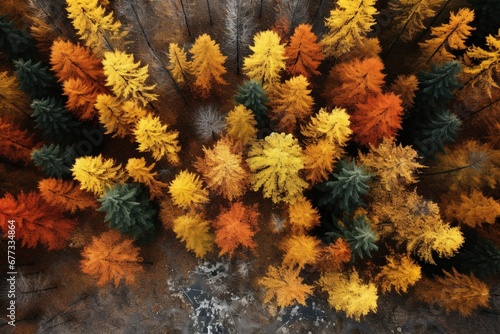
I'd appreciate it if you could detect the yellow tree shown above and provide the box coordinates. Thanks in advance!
[71,154,125,196]
[443,190,500,228]
[302,139,340,184]
[322,0,378,58]
[288,196,320,233]
[259,264,313,308]
[95,95,147,139]
[66,0,125,54]
[194,136,249,201]
[301,107,352,147]
[247,132,308,203]
[102,50,158,105]
[0,71,31,120]
[281,234,321,269]
[284,24,325,79]
[172,212,214,258]
[80,230,143,287]
[189,34,227,97]
[270,75,314,133]
[419,8,475,65]
[167,42,191,85]
[376,254,422,294]
[225,104,258,146]
[243,30,287,88]
[134,114,181,164]
[125,157,168,200]
[168,170,209,209]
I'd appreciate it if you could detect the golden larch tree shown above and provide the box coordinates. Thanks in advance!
[284,24,324,79]
[80,230,143,287]
[376,254,422,294]
[38,178,98,213]
[167,42,191,85]
[125,157,168,200]
[302,139,340,184]
[225,104,258,146]
[288,196,320,233]
[0,72,31,120]
[134,114,181,164]
[320,239,352,272]
[301,107,352,147]
[168,170,209,209]
[172,212,214,258]
[247,132,308,203]
[189,34,227,97]
[0,117,38,165]
[281,234,321,269]
[71,154,125,196]
[63,77,103,120]
[390,74,419,109]
[194,136,249,201]
[443,190,500,228]
[322,0,378,58]
[95,95,147,139]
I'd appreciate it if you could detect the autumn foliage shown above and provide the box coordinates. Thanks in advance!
[38,178,97,213]
[284,24,324,79]
[0,117,38,165]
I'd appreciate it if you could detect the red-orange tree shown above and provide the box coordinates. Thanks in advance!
[284,24,324,79]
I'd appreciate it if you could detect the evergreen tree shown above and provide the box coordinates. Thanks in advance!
[317,160,372,213]
[331,215,378,261]
[0,16,35,60]
[457,237,500,279]
[14,58,58,99]
[31,97,81,142]
[98,183,157,239]
[31,144,77,179]
[234,80,270,129]
[414,109,461,157]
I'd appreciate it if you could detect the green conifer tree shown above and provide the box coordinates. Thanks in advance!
[328,215,378,261]
[414,109,461,157]
[31,97,81,142]
[98,183,157,239]
[457,236,500,279]
[234,80,270,129]
[14,59,57,99]
[0,16,35,60]
[31,144,77,179]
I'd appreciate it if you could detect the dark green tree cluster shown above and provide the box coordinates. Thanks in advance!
[31,97,81,142]
[31,144,77,179]
[234,80,270,130]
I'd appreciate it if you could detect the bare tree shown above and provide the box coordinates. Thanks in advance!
[225,0,255,74]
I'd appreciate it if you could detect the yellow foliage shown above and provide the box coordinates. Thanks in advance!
[195,137,249,201]
[226,105,258,145]
[303,139,339,184]
[0,71,30,120]
[189,34,227,97]
[259,264,313,308]
[322,0,378,58]
[172,212,214,258]
[301,107,352,146]
[443,190,500,228]
[71,154,125,196]
[102,50,157,105]
[288,196,320,233]
[167,43,190,84]
[376,254,421,294]
[281,234,321,269]
[125,157,168,199]
[134,114,181,164]
[319,270,378,321]
[390,74,419,109]
[168,170,209,209]
[95,95,147,138]
[243,30,287,88]
[247,132,308,203]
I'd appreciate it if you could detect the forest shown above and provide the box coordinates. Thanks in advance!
[0,0,499,333]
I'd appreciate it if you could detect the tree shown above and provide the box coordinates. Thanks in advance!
[212,202,259,257]
[273,0,309,38]
[419,8,475,65]
[224,0,254,74]
[63,77,103,120]
[376,254,422,294]
[80,230,143,287]
[319,270,378,321]
[288,196,320,233]
[468,0,500,41]
[234,80,270,129]
[334,215,378,260]
[281,234,321,269]
[0,16,35,60]
[457,237,500,279]
[301,107,352,147]
[0,191,76,250]
[360,138,424,191]
[172,212,214,258]
[443,190,500,228]
[66,0,125,54]
[225,104,258,145]
[31,144,76,179]
[270,75,314,133]
[0,117,37,165]
[102,50,157,105]
[0,71,31,120]
[134,114,181,164]
[194,136,249,201]
[95,94,146,139]
[322,0,378,58]
[166,43,190,85]
[320,238,352,271]
[14,58,57,99]
[284,24,324,79]
[189,34,227,97]
[258,264,313,308]
[390,74,419,109]
[246,132,307,203]
[168,170,209,209]
[38,178,97,213]
[415,268,489,316]
[352,92,403,146]
[193,105,227,142]
[317,160,372,213]
[31,97,81,142]
[98,183,156,239]
[125,158,168,200]
[243,30,287,88]
[71,154,125,196]
[325,57,385,108]
[302,139,339,184]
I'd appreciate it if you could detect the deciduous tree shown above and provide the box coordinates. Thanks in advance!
[301,107,352,147]
[38,178,97,213]
[95,94,146,139]
[125,157,168,200]
[376,254,421,294]
[0,117,38,165]
[288,196,320,233]
[284,24,324,79]
[63,77,103,120]
[71,154,125,196]
[443,190,500,228]
[0,71,31,120]
[390,74,419,109]
[172,212,214,258]
[320,238,352,271]
[224,0,254,74]
[225,104,258,145]
[302,139,339,184]
[168,170,209,209]
[281,234,321,269]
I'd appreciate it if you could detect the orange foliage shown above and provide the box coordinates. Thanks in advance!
[38,178,97,213]
[0,191,76,250]
[443,190,500,228]
[63,77,103,120]
[0,117,38,165]
[288,196,320,233]
[281,234,321,269]
[302,139,339,184]
[284,24,324,79]
[320,238,352,271]
[212,202,260,257]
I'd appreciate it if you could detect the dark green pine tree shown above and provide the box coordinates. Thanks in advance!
[317,160,372,213]
[457,237,500,279]
[0,16,36,61]
[467,0,500,44]
[31,97,81,142]
[327,215,378,261]
[234,80,270,130]
[414,109,462,157]
[414,61,462,112]
[31,144,77,179]
[14,58,58,99]
[98,183,157,239]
